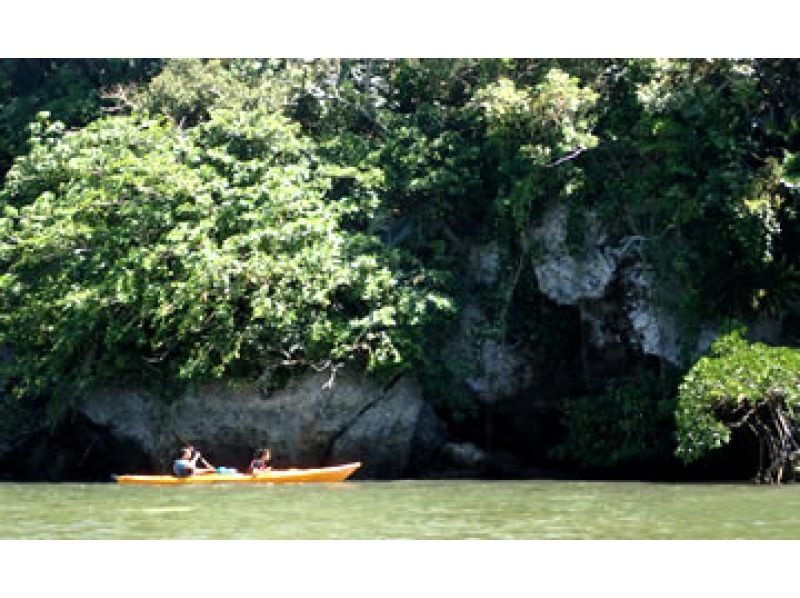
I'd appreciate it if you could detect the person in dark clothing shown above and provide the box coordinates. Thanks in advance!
[249,448,272,474]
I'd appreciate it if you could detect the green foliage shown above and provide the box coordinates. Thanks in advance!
[675,329,800,465]
[0,59,160,182]
[472,71,599,163]
[582,59,800,335]
[552,374,677,469]
[137,59,308,126]
[471,70,598,237]
[0,107,453,415]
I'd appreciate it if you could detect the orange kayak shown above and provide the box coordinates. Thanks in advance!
[114,462,361,485]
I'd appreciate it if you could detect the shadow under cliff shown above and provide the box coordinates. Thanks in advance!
[0,411,153,482]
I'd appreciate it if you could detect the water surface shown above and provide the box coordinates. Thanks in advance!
[1,480,798,539]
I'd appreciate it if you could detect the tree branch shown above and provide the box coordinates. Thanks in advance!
[545,146,587,168]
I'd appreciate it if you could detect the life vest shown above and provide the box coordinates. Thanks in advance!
[173,459,193,477]
[250,458,268,472]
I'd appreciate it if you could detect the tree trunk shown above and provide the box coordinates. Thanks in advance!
[747,400,799,484]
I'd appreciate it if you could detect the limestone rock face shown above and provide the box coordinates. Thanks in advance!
[449,303,534,403]
[622,265,682,364]
[468,241,501,286]
[531,203,616,305]
[329,380,446,478]
[441,442,490,470]
[78,389,163,455]
[76,370,447,477]
[530,203,710,366]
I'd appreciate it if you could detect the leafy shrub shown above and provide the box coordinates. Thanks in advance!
[676,328,800,482]
[0,109,452,418]
[552,374,676,469]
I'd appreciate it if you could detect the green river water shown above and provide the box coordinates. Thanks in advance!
[1,479,799,539]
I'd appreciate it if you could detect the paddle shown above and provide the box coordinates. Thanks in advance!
[193,450,217,474]
[196,452,213,468]
[193,448,241,475]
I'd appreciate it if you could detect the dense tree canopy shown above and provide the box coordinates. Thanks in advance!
[0,103,451,416]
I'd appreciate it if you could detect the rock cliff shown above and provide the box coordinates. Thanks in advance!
[74,370,446,478]
[530,203,714,367]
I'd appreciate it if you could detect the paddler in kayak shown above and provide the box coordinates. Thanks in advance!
[248,448,272,473]
[172,446,216,477]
